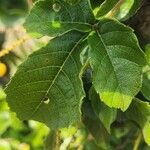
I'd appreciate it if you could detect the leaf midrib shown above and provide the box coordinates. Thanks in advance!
[96,29,125,109]
[27,21,93,26]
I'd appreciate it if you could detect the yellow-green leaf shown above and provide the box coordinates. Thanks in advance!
[88,19,146,111]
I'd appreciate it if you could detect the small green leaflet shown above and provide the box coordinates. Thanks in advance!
[88,19,146,111]
[89,87,117,133]
[121,0,142,21]
[126,98,150,146]
[5,31,86,129]
[95,0,119,18]
[145,44,150,63]
[90,0,104,9]
[44,131,57,150]
[142,45,150,101]
[143,123,150,146]
[142,73,150,101]
[96,0,142,21]
[24,0,95,37]
[82,100,109,149]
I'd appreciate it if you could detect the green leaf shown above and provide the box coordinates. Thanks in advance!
[121,0,142,21]
[126,98,150,146]
[141,73,150,101]
[90,0,104,9]
[84,140,102,150]
[24,0,95,37]
[60,126,77,138]
[88,18,146,111]
[89,87,117,133]
[96,0,142,21]
[82,100,109,149]
[145,44,150,64]
[5,31,86,129]
[95,0,119,18]
[143,123,150,146]
[0,112,11,135]
[63,0,81,5]
[142,45,150,101]
[44,131,56,150]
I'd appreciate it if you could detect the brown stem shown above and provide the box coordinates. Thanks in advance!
[27,0,33,9]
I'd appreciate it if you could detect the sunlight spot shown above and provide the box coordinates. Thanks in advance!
[52,21,61,28]
[100,91,132,111]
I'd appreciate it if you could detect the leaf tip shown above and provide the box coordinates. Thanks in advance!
[100,92,132,111]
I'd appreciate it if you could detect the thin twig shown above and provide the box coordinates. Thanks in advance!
[133,132,142,150]
[27,0,33,9]
[0,36,30,58]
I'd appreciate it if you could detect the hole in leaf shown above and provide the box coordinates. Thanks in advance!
[44,99,50,104]
[52,2,61,12]
[43,96,50,104]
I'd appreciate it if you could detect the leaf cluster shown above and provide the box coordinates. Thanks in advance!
[4,0,150,148]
